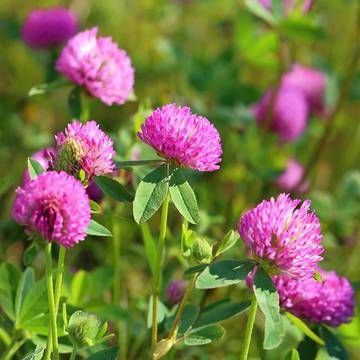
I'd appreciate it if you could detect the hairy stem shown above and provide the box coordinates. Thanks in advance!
[45,243,59,360]
[45,246,66,360]
[167,274,197,341]
[240,294,258,360]
[151,191,170,356]
[70,345,77,360]
[1,339,26,360]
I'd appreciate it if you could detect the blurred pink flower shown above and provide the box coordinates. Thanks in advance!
[283,64,327,115]
[56,27,135,106]
[253,85,309,142]
[12,171,90,248]
[138,104,222,171]
[274,159,309,193]
[274,269,355,327]
[238,194,324,279]
[22,7,78,49]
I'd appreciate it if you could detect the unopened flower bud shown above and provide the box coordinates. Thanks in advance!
[55,138,83,178]
[67,310,102,348]
[191,237,212,263]
[166,280,187,306]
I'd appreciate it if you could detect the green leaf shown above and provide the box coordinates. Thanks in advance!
[87,347,119,360]
[68,86,82,119]
[23,346,45,360]
[21,312,65,336]
[116,159,165,168]
[94,176,134,203]
[0,263,21,320]
[352,280,360,291]
[278,17,326,41]
[185,264,207,275]
[244,0,277,26]
[185,325,225,346]
[195,260,255,289]
[28,79,71,96]
[193,300,251,330]
[86,219,112,237]
[169,169,200,224]
[18,278,48,326]
[87,304,126,322]
[181,223,197,257]
[320,326,348,360]
[285,349,300,360]
[165,304,199,335]
[297,336,318,360]
[27,158,46,180]
[313,272,322,282]
[147,296,169,328]
[214,230,240,256]
[90,267,113,298]
[133,164,170,224]
[253,266,284,350]
[140,223,157,276]
[90,200,101,214]
[23,243,39,266]
[15,267,35,320]
[70,270,92,307]
[285,312,324,345]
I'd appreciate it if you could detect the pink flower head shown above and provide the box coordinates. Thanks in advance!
[253,85,309,142]
[274,159,309,193]
[23,147,56,184]
[166,280,188,306]
[258,0,312,14]
[138,104,222,171]
[274,269,355,327]
[56,27,135,106]
[21,7,78,49]
[55,120,115,182]
[238,194,324,279]
[282,64,327,115]
[12,171,90,248]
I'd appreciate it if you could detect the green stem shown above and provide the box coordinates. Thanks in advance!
[70,346,77,360]
[0,328,11,346]
[112,220,121,304]
[112,216,128,360]
[45,243,59,360]
[54,246,66,313]
[45,246,66,360]
[167,274,196,341]
[240,294,258,360]
[151,191,170,356]
[1,339,26,360]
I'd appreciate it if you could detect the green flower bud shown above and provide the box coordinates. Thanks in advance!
[55,139,83,178]
[191,236,213,263]
[67,310,102,348]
